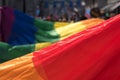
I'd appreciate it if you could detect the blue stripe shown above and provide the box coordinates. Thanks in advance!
[8,10,37,46]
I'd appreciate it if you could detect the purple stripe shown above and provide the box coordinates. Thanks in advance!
[1,7,15,42]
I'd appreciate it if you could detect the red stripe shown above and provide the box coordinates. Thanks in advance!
[33,14,120,80]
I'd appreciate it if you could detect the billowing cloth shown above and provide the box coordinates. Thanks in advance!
[0,7,104,63]
[1,7,66,45]
[0,14,120,80]
[1,7,103,46]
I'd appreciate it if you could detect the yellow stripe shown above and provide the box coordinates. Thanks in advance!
[0,53,47,80]
[54,22,70,28]
[35,42,52,51]
[55,19,104,40]
[55,22,87,40]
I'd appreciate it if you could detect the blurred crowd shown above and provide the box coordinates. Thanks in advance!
[35,5,118,22]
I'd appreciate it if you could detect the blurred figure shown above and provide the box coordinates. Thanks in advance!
[90,4,101,18]
[62,14,68,22]
[104,12,110,19]
[110,12,116,17]
[58,17,62,22]
[74,7,81,21]
[35,5,40,17]
[100,10,105,19]
[46,14,54,21]
[85,6,91,19]
[80,14,87,20]
[54,15,59,21]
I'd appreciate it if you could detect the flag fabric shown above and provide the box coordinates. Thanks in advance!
[0,14,120,80]
[1,7,103,45]
[1,7,68,45]
[0,7,104,63]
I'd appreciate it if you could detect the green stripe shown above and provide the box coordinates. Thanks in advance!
[0,42,35,63]
[34,19,60,43]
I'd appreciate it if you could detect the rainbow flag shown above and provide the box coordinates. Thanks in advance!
[0,7,104,63]
[1,7,69,45]
[1,7,103,45]
[0,14,120,80]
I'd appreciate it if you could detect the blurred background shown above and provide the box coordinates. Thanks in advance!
[0,0,120,21]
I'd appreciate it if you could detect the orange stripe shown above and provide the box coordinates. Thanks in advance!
[0,53,46,80]
[81,18,104,28]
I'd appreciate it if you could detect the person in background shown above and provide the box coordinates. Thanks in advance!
[46,15,51,21]
[62,14,68,22]
[54,15,59,21]
[73,7,81,22]
[90,4,101,18]
[58,17,62,22]
[100,10,106,19]
[35,5,40,17]
[85,6,91,19]
[110,12,116,18]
